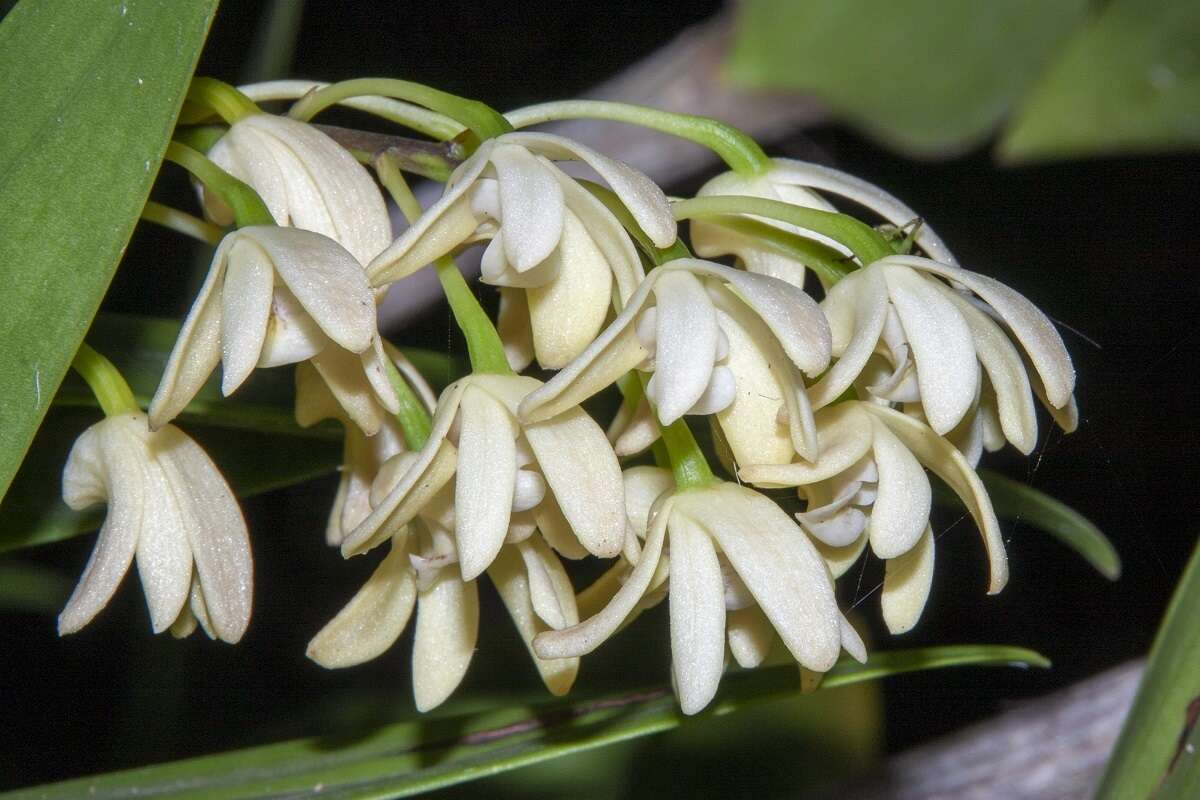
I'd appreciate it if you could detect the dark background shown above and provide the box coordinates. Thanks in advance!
[2,1,1197,796]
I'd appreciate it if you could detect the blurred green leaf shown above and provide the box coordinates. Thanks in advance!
[242,0,307,83]
[1001,0,1200,161]
[0,314,457,552]
[1096,539,1200,798]
[0,560,71,613]
[727,0,1089,156]
[0,0,218,505]
[932,469,1119,580]
[3,645,1046,799]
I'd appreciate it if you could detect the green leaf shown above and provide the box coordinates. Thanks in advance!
[3,645,1046,799]
[979,469,1120,580]
[0,0,219,505]
[726,0,1090,156]
[1096,539,1200,798]
[932,469,1120,580]
[0,560,71,613]
[1000,0,1200,162]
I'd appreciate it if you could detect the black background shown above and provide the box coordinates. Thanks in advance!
[2,1,1198,796]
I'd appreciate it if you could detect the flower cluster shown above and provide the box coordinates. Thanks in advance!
[58,78,1076,715]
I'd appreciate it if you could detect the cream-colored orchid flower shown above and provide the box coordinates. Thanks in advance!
[149,226,399,435]
[294,345,436,546]
[535,466,861,714]
[339,374,623,581]
[367,132,676,370]
[811,254,1076,451]
[58,412,253,643]
[308,475,580,711]
[741,401,1009,634]
[520,257,830,465]
[691,158,959,288]
[203,112,391,264]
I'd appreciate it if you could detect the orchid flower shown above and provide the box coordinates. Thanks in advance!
[534,466,863,714]
[520,257,831,465]
[339,374,624,580]
[741,401,1009,633]
[149,226,399,435]
[203,112,391,264]
[812,255,1076,451]
[58,413,253,643]
[367,132,676,370]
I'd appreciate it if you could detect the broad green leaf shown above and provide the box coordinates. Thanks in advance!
[726,0,1090,156]
[4,645,1046,799]
[1096,540,1200,798]
[0,0,219,505]
[1001,0,1200,161]
[0,314,458,552]
[932,469,1119,580]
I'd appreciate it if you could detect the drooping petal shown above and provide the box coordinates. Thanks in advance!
[532,493,589,560]
[58,420,144,635]
[667,513,727,714]
[739,403,874,488]
[516,537,578,631]
[155,424,254,643]
[839,614,868,663]
[454,384,519,580]
[367,143,492,286]
[307,539,417,667]
[867,416,932,559]
[881,526,935,634]
[809,267,889,408]
[497,288,534,373]
[526,208,613,369]
[257,284,328,368]
[813,531,870,579]
[611,395,660,457]
[133,446,194,635]
[682,484,841,672]
[622,466,675,540]
[797,478,868,547]
[503,131,676,248]
[534,495,674,659]
[412,564,479,712]
[767,159,958,265]
[892,255,1075,408]
[524,404,626,559]
[309,346,385,436]
[884,264,978,434]
[650,270,718,425]
[219,237,275,396]
[862,404,1007,594]
[488,545,579,696]
[555,163,645,302]
[244,226,376,354]
[148,239,230,429]
[491,143,565,270]
[727,605,775,669]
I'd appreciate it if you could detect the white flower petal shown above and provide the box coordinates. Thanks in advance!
[503,131,676,247]
[361,335,401,415]
[622,466,675,540]
[526,209,613,369]
[739,403,874,487]
[148,240,229,429]
[307,539,416,667]
[455,385,519,580]
[681,485,841,672]
[534,495,674,659]
[651,270,718,425]
[532,493,589,560]
[884,264,979,434]
[155,424,254,643]
[219,238,275,396]
[839,614,868,663]
[814,532,869,579]
[58,420,144,635]
[892,255,1074,408]
[308,346,384,437]
[809,267,889,408]
[133,452,194,634]
[488,545,579,695]
[863,404,1007,594]
[555,164,645,302]
[667,514,726,715]
[491,143,565,271]
[257,285,327,368]
[867,416,932,559]
[727,606,775,669]
[497,288,534,373]
[882,525,935,634]
[611,395,661,457]
[412,565,479,712]
[525,405,626,559]
[243,226,375,354]
[516,537,578,631]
